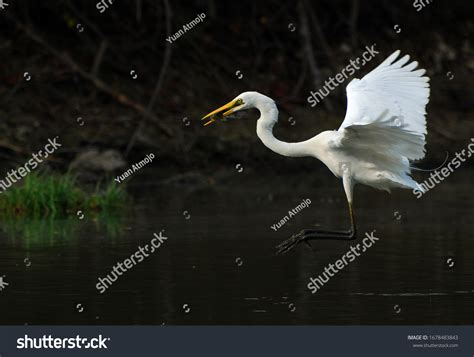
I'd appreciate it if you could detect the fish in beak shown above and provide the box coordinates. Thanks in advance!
[201,99,242,126]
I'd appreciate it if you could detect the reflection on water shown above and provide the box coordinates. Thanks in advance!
[1,211,124,248]
[0,169,473,325]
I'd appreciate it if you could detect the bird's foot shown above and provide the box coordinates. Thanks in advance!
[275,228,357,255]
[275,230,313,255]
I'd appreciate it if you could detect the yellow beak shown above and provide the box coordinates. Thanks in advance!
[201,99,239,127]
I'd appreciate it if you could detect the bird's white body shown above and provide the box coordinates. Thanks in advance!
[258,113,419,198]
[248,50,430,203]
[202,50,431,251]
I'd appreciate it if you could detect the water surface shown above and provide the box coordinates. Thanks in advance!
[1,168,473,325]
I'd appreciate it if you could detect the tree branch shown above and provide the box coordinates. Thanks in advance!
[10,16,173,138]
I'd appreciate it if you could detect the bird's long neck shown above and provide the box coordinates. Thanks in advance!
[256,102,311,158]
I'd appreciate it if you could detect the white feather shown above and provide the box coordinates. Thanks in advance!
[331,50,430,192]
[339,50,430,148]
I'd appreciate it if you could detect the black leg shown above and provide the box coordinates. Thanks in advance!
[275,202,357,255]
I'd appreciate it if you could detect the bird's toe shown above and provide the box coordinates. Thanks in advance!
[275,230,308,255]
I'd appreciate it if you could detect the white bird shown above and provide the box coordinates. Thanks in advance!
[202,50,430,254]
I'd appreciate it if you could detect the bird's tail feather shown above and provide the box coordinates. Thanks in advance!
[410,151,449,172]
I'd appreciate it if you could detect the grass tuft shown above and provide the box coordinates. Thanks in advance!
[0,173,127,218]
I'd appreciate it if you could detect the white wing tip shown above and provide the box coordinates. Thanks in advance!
[377,50,401,69]
[388,50,401,62]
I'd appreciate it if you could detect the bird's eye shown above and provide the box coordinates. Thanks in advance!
[236,99,243,105]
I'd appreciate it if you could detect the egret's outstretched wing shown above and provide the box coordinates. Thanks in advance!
[338,50,430,161]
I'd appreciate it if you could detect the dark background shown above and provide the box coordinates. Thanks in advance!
[0,0,472,173]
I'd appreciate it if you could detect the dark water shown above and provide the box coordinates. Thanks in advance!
[1,168,473,325]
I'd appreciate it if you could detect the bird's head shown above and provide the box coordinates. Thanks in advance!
[201,91,271,126]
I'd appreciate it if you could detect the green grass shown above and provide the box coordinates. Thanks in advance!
[0,173,127,218]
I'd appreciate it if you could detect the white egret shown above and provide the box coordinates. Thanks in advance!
[202,50,430,254]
